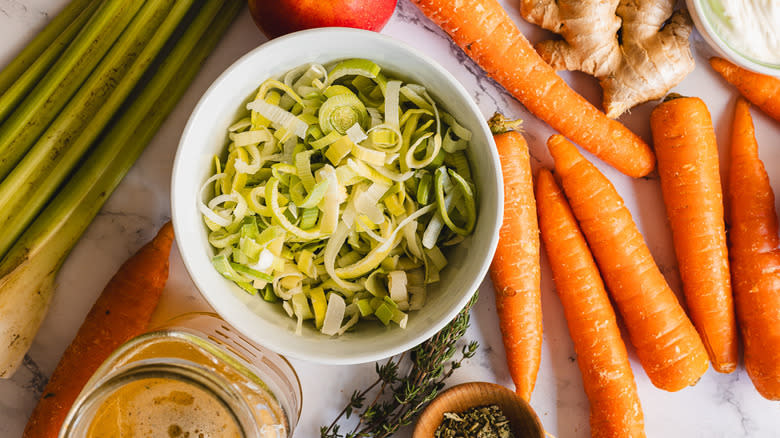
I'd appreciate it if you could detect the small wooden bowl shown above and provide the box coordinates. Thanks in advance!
[413,382,545,438]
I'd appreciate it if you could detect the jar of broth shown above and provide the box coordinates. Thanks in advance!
[59,312,301,438]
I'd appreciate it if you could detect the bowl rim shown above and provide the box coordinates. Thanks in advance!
[686,0,780,77]
[171,27,503,365]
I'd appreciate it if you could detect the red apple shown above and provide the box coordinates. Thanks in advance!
[248,0,397,39]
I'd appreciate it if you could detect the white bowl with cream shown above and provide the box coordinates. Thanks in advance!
[686,0,780,76]
[171,28,503,365]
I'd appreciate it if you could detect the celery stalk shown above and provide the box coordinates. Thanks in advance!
[0,0,193,258]
[0,0,101,125]
[0,0,146,180]
[0,0,96,95]
[0,0,242,379]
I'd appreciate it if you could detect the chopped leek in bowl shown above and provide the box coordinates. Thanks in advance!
[200,59,477,336]
[172,28,502,365]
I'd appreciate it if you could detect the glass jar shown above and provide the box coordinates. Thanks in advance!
[59,312,302,438]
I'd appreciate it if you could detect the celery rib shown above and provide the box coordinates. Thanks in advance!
[1,0,239,272]
[0,0,193,258]
[0,0,96,95]
[0,0,147,180]
[0,0,101,125]
[0,0,233,272]
[0,0,243,378]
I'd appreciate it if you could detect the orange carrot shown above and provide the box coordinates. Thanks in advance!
[411,0,655,178]
[727,98,780,400]
[650,95,737,373]
[23,221,174,437]
[488,114,541,401]
[547,134,709,391]
[536,168,645,438]
[710,57,780,123]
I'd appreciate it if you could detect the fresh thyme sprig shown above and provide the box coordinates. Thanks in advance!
[321,292,480,438]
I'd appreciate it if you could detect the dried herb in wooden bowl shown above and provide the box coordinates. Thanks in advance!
[435,404,514,438]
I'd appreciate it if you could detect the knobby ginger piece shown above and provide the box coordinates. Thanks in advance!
[521,0,695,118]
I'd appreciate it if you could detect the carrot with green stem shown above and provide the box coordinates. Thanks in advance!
[22,222,174,437]
[650,95,737,373]
[488,114,541,401]
[411,0,655,178]
[710,58,780,123]
[547,134,709,391]
[727,98,780,400]
[536,168,645,438]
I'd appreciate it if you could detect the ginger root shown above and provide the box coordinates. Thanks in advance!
[520,0,695,118]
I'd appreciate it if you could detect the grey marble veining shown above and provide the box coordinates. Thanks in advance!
[1,1,779,437]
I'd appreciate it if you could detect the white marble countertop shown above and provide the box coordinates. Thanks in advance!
[1,1,779,437]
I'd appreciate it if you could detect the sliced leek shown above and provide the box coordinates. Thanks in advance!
[203,58,478,336]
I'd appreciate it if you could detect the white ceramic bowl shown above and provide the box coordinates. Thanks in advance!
[686,0,780,77]
[171,28,503,364]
